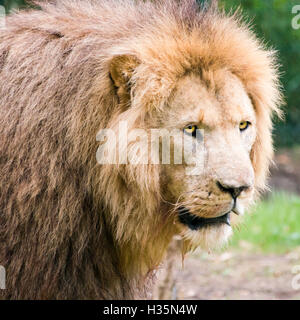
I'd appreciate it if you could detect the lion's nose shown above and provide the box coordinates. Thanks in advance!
[216,181,249,199]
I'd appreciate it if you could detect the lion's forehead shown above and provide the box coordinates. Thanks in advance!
[166,71,255,128]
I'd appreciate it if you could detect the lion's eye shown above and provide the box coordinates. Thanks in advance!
[183,124,197,137]
[239,121,250,131]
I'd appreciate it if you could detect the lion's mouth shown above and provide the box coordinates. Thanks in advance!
[178,206,231,230]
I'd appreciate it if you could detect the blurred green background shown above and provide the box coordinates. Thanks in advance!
[0,0,27,12]
[1,0,299,146]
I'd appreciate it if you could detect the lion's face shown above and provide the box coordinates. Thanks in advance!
[149,70,256,249]
[109,44,279,254]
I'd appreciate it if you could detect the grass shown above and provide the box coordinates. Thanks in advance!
[230,192,300,253]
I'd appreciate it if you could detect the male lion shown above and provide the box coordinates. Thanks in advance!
[0,0,282,299]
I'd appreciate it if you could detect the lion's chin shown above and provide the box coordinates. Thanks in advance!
[181,224,233,251]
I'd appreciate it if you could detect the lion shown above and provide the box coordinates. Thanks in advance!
[0,0,282,299]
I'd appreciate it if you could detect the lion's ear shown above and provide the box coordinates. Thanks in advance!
[109,55,140,90]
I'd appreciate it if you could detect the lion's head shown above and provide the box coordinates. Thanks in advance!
[99,1,282,266]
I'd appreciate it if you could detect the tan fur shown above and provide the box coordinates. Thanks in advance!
[0,0,282,299]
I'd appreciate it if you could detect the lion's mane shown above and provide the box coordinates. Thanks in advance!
[0,0,282,299]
